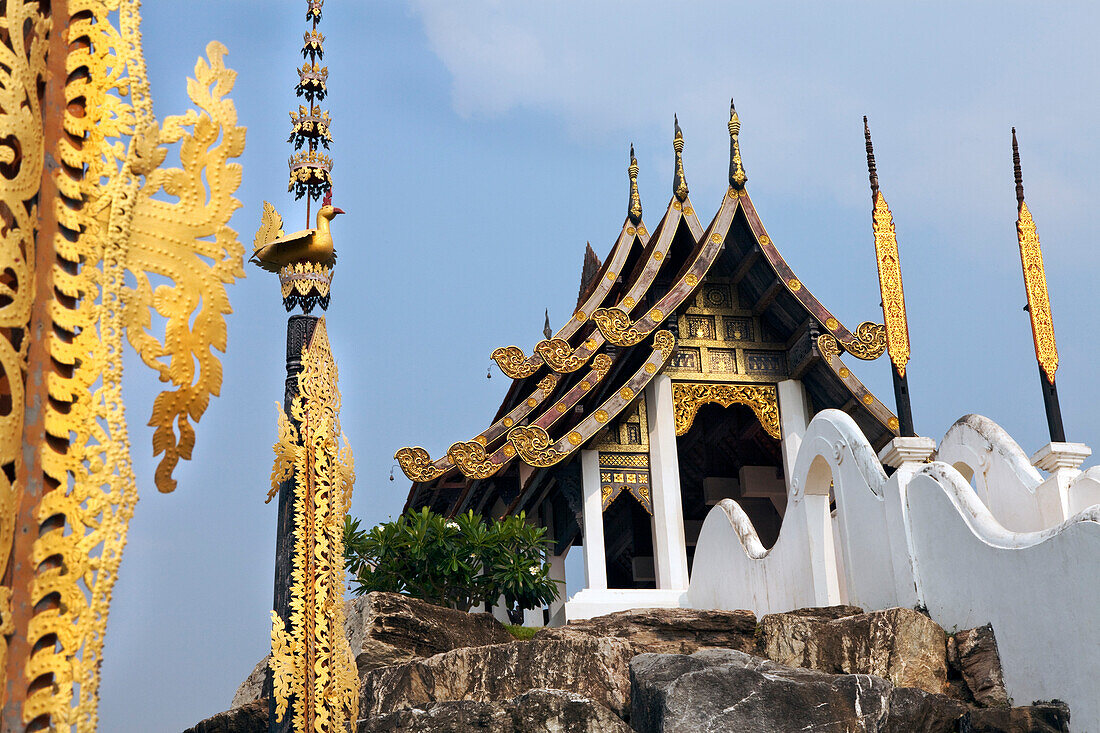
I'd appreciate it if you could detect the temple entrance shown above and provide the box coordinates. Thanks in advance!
[602,490,656,589]
[676,401,785,573]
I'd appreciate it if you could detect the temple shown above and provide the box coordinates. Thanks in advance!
[396,104,900,623]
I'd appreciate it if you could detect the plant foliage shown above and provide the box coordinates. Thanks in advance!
[344,508,560,617]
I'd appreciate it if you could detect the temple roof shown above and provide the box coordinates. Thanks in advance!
[398,107,899,518]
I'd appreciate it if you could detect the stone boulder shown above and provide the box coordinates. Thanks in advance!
[360,637,634,719]
[949,624,1009,708]
[232,592,513,707]
[183,699,267,733]
[357,688,632,732]
[536,607,758,656]
[759,606,948,694]
[630,649,1071,733]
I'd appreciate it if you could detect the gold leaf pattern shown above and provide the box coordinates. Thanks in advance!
[490,345,540,379]
[672,383,781,439]
[871,192,910,374]
[394,446,444,482]
[535,337,588,373]
[447,440,501,480]
[592,307,646,346]
[1017,202,1058,383]
[508,425,568,468]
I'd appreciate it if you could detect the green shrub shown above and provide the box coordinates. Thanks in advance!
[344,508,561,620]
[504,624,540,641]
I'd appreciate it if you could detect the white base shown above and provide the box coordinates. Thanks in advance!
[563,588,687,623]
[1031,442,1092,472]
[878,436,936,468]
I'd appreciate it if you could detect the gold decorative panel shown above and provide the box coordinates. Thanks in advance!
[1017,202,1058,383]
[672,382,781,440]
[871,192,910,375]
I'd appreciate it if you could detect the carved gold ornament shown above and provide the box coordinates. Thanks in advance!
[490,345,541,379]
[536,337,588,373]
[0,5,246,723]
[817,334,842,364]
[508,425,568,468]
[279,260,333,313]
[593,307,647,347]
[395,447,445,482]
[538,374,559,398]
[1017,202,1058,383]
[269,319,358,730]
[838,321,887,361]
[672,383,781,439]
[447,440,501,480]
[871,192,911,375]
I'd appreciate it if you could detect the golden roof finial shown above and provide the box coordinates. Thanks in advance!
[1012,128,1058,385]
[728,99,747,190]
[628,143,642,223]
[864,118,911,379]
[673,115,688,201]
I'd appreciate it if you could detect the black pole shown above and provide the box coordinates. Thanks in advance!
[265,314,318,733]
[1039,368,1066,444]
[891,366,915,438]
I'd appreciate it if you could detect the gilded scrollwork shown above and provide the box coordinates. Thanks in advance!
[593,307,647,346]
[838,321,887,361]
[672,382,781,439]
[1017,202,1058,383]
[535,337,588,372]
[490,345,541,379]
[508,425,568,468]
[447,440,502,480]
[395,446,445,482]
[269,319,358,731]
[591,353,613,380]
[817,333,841,364]
[537,374,559,398]
[871,192,910,375]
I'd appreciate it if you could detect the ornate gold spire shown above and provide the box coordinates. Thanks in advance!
[728,99,747,190]
[628,143,642,223]
[673,115,689,201]
[288,0,333,203]
[864,117,911,377]
[1012,128,1058,384]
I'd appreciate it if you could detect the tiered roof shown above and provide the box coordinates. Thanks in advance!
[399,103,899,518]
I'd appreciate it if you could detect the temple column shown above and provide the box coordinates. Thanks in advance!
[778,379,813,486]
[547,549,568,625]
[580,449,607,591]
[646,374,690,589]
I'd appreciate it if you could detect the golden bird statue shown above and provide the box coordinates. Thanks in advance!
[251,189,344,272]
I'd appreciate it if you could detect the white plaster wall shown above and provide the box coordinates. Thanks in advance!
[935,414,1053,531]
[906,463,1100,727]
[1066,466,1100,515]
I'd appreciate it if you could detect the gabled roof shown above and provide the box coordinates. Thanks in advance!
[400,105,900,516]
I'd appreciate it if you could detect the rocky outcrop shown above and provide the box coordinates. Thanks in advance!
[630,649,1071,733]
[949,624,1009,708]
[183,699,267,733]
[232,592,512,707]
[536,607,757,655]
[759,606,948,694]
[360,637,634,719]
[357,688,632,732]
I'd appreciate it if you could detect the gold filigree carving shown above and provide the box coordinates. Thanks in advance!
[491,345,540,379]
[3,17,246,726]
[447,440,501,480]
[395,447,444,482]
[537,374,558,398]
[1017,202,1058,383]
[593,307,647,346]
[536,338,588,373]
[269,319,358,731]
[279,260,333,312]
[817,334,841,364]
[871,192,911,375]
[672,383,781,439]
[839,321,887,361]
[509,425,568,468]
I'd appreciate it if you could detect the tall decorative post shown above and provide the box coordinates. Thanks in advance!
[1011,129,1066,443]
[251,1,357,731]
[863,118,915,437]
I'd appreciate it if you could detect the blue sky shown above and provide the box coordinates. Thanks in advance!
[103,2,1100,730]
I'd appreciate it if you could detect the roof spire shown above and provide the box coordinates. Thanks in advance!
[863,116,879,197]
[628,144,642,223]
[543,309,553,340]
[728,99,747,190]
[1012,127,1025,208]
[672,115,688,201]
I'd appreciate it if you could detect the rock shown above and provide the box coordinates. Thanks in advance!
[960,700,1071,732]
[631,648,895,733]
[233,592,513,707]
[360,637,634,718]
[952,625,1010,708]
[183,699,268,733]
[357,689,632,732]
[759,606,948,694]
[882,687,969,733]
[537,606,758,655]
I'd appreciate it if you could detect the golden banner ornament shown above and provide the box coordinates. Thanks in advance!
[871,192,911,376]
[1017,202,1058,384]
